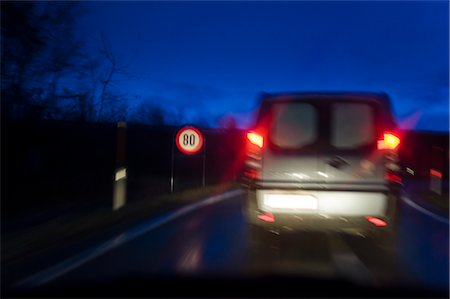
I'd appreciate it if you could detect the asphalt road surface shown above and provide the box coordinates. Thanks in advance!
[10,188,449,298]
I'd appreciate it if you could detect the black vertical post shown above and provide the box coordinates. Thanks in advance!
[170,130,175,193]
[113,121,127,210]
[202,136,206,187]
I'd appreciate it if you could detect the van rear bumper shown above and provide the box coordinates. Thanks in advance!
[249,179,391,192]
[244,186,399,232]
[256,189,387,216]
[247,213,385,234]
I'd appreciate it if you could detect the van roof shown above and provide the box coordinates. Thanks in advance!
[256,91,396,128]
[259,91,391,103]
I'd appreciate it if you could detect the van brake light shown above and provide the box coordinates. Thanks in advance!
[366,216,387,227]
[378,133,400,150]
[247,132,264,148]
[257,213,275,222]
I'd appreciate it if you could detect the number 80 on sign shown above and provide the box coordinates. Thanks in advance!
[175,126,204,155]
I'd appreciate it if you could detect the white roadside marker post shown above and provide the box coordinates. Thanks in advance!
[113,121,127,210]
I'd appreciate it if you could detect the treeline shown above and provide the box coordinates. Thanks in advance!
[1,2,221,127]
[2,2,121,122]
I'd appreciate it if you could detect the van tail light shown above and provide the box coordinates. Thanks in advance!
[378,132,400,150]
[366,216,387,227]
[247,132,264,148]
[257,213,275,223]
[379,132,403,185]
[244,131,264,180]
[384,173,402,184]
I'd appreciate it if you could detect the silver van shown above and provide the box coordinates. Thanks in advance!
[243,92,402,239]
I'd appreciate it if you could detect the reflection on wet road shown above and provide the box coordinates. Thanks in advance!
[17,188,449,296]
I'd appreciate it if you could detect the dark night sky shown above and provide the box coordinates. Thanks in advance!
[79,1,449,131]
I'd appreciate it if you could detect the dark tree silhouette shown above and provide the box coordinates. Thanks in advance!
[1,2,86,120]
[2,1,44,119]
[130,100,167,126]
[1,2,132,123]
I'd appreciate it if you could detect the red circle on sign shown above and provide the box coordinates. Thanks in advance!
[175,126,204,155]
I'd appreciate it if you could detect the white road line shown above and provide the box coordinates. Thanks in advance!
[15,189,244,289]
[401,195,449,224]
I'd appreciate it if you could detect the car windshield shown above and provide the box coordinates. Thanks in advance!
[1,1,449,298]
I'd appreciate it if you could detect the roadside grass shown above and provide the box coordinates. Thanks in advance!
[2,182,240,267]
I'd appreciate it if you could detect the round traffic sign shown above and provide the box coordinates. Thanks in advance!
[175,126,204,155]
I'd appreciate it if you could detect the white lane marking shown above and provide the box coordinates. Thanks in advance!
[401,195,449,224]
[15,189,244,288]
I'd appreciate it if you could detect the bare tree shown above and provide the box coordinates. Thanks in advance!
[130,100,166,125]
[1,2,87,120]
[93,32,140,122]
[1,2,135,123]
[2,2,45,119]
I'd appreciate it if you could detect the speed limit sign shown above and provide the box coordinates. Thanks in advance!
[175,126,204,155]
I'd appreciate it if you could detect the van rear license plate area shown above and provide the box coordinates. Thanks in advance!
[263,194,318,210]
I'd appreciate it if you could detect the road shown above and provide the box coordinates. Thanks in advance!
[11,189,449,298]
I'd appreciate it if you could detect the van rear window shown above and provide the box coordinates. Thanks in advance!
[331,103,374,149]
[271,102,317,149]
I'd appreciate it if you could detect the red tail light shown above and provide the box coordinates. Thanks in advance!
[385,173,402,184]
[257,213,275,222]
[378,132,400,150]
[366,216,387,227]
[378,131,402,185]
[247,132,264,148]
[244,131,264,180]
[430,169,442,179]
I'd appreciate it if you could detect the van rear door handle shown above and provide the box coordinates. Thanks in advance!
[327,156,349,169]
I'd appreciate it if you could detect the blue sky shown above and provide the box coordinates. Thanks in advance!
[80,1,449,131]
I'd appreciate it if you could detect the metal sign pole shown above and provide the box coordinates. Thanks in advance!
[170,130,175,193]
[202,136,206,187]
[174,125,204,189]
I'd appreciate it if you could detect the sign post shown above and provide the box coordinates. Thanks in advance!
[202,137,206,187]
[171,126,205,192]
[170,130,175,192]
